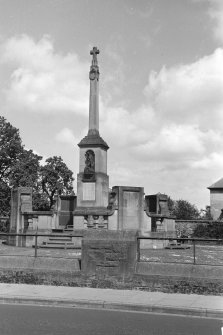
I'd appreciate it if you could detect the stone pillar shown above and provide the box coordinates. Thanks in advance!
[10,187,33,246]
[74,47,110,226]
[89,46,100,133]
[114,186,145,231]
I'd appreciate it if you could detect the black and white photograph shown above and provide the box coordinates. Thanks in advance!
[0,0,223,334]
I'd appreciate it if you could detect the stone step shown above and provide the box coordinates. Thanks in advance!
[43,240,74,245]
[48,237,72,241]
[38,244,78,249]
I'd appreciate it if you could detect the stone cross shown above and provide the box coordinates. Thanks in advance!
[90,47,100,66]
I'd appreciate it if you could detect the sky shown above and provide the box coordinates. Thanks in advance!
[0,0,223,209]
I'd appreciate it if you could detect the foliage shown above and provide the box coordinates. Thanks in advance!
[0,181,11,216]
[0,116,23,183]
[172,199,200,220]
[0,117,74,213]
[32,192,51,211]
[0,217,9,233]
[167,196,175,215]
[175,221,195,238]
[193,222,223,239]
[40,156,74,208]
[9,149,42,188]
[200,206,213,220]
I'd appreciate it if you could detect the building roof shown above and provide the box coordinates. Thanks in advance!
[208,177,223,189]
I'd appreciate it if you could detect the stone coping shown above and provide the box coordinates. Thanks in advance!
[22,211,53,216]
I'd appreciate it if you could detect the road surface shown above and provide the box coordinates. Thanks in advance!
[0,304,222,335]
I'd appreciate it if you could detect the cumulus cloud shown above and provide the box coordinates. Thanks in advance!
[102,49,223,168]
[1,33,223,207]
[144,48,223,130]
[101,46,223,206]
[0,35,89,114]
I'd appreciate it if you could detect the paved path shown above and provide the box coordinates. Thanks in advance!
[0,284,222,319]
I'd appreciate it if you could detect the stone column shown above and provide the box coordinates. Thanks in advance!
[88,46,100,135]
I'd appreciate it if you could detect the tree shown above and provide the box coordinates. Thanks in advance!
[0,181,11,216]
[200,206,213,220]
[0,116,23,184]
[172,199,200,220]
[167,196,175,215]
[9,149,42,188]
[0,118,75,213]
[0,117,24,216]
[40,156,74,208]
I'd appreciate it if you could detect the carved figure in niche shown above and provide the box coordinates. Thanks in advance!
[84,150,95,175]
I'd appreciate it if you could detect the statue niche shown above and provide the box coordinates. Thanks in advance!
[83,150,95,181]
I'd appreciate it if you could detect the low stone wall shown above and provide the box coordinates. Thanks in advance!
[0,261,222,295]
[0,256,80,272]
[0,229,223,295]
[132,274,223,296]
[175,220,210,238]
[136,262,223,279]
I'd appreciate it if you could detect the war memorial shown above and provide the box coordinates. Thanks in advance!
[9,47,175,247]
[4,48,223,294]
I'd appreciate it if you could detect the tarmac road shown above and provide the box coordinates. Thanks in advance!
[0,304,222,335]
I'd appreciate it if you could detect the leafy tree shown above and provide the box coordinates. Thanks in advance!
[0,181,11,216]
[200,206,213,220]
[0,116,23,184]
[40,156,74,208]
[167,196,175,215]
[193,222,223,239]
[0,117,74,213]
[32,192,50,211]
[172,199,200,220]
[9,149,42,188]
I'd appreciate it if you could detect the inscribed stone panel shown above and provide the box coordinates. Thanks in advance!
[83,182,95,201]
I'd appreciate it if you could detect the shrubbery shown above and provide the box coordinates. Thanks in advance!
[193,222,223,239]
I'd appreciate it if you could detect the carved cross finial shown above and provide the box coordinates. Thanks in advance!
[90,47,100,66]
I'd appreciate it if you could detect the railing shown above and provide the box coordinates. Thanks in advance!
[1,233,223,266]
[0,232,83,259]
[137,236,223,266]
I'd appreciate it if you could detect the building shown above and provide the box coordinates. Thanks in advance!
[208,178,223,220]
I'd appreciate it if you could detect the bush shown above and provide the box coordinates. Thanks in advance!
[193,222,223,239]
[0,218,9,233]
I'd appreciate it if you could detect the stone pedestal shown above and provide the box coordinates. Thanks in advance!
[10,187,33,246]
[81,230,138,280]
[112,186,144,231]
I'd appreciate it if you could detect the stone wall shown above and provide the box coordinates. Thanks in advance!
[175,220,210,238]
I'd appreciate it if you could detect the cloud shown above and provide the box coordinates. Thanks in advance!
[101,47,223,206]
[0,35,89,114]
[191,152,223,169]
[1,33,223,208]
[102,48,223,169]
[144,48,223,130]
[55,127,77,145]
[207,0,223,44]
[102,38,126,103]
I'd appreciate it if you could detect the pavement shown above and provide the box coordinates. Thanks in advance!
[0,283,222,319]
